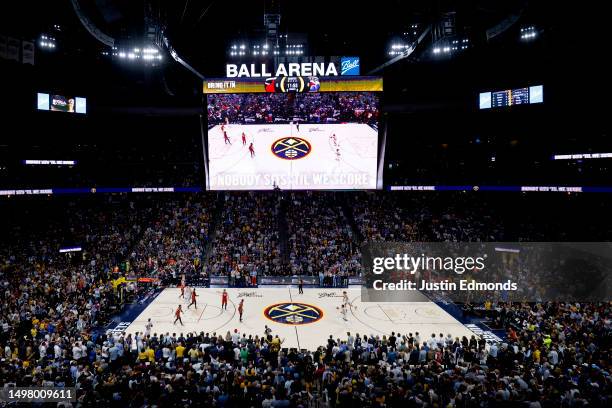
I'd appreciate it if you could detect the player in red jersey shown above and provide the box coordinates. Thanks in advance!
[187,288,198,309]
[221,289,228,310]
[249,142,255,157]
[238,299,244,322]
[179,282,186,299]
[224,131,231,145]
[174,305,184,325]
[242,132,247,145]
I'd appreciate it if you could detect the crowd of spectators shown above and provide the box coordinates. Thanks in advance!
[0,194,217,404]
[352,192,612,304]
[0,192,611,406]
[1,299,610,406]
[285,192,361,283]
[351,192,505,243]
[0,196,154,401]
[208,192,283,282]
[351,192,612,244]
[207,92,379,126]
[128,195,217,286]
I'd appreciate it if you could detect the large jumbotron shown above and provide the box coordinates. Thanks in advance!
[204,77,383,190]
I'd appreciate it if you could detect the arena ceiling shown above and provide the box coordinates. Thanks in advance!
[1,0,549,75]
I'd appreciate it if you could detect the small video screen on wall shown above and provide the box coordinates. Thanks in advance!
[37,93,87,114]
[479,85,543,109]
[204,76,383,190]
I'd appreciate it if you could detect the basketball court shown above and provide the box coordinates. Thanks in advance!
[123,287,476,350]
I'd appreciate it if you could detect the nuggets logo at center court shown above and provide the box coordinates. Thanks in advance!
[271,137,312,160]
[264,302,323,325]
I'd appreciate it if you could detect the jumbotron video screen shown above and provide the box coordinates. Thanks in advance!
[204,76,383,190]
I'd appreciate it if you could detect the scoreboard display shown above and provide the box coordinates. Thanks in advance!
[480,85,543,109]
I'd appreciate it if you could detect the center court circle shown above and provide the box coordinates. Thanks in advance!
[271,137,312,160]
[263,302,324,325]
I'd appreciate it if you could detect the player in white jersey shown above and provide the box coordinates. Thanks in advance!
[342,291,350,307]
[340,303,348,321]
[341,291,356,311]
[144,318,153,337]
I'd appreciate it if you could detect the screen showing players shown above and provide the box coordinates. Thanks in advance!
[37,93,87,114]
[479,85,543,109]
[205,77,382,190]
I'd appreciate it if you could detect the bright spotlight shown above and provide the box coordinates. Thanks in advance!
[520,26,538,41]
[39,34,57,49]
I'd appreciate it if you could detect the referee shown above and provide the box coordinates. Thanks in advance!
[298,278,304,294]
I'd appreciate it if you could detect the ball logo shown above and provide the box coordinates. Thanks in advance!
[340,57,360,75]
[271,137,312,160]
[264,302,324,325]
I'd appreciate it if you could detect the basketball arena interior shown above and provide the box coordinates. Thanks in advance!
[1,1,611,406]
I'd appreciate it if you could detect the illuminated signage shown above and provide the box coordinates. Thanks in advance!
[340,57,360,75]
[225,57,360,78]
[59,247,82,253]
[204,76,383,94]
[23,160,76,166]
[226,63,338,78]
[37,93,87,114]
